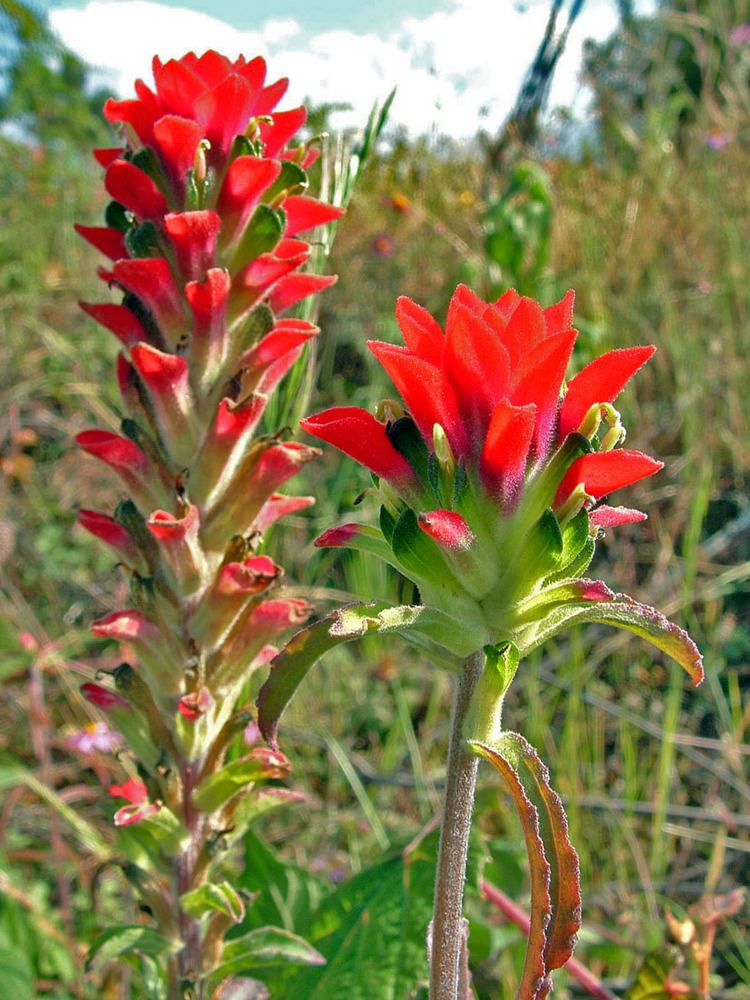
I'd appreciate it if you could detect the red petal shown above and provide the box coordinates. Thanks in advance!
[368,342,469,458]
[103,98,158,145]
[153,114,204,188]
[555,450,664,506]
[193,50,232,87]
[194,73,255,158]
[164,210,221,281]
[113,258,184,337]
[442,302,511,431]
[81,682,127,709]
[260,106,306,158]
[75,224,127,261]
[558,346,656,440]
[282,195,344,237]
[237,55,267,93]
[544,289,575,336]
[91,608,158,643]
[130,342,189,399]
[147,504,199,545]
[253,493,315,533]
[250,598,311,630]
[446,283,486,323]
[236,239,310,291]
[315,523,362,548]
[79,302,147,349]
[253,77,289,115]
[105,159,168,221]
[109,776,148,804]
[218,156,281,243]
[501,295,547,365]
[301,406,416,483]
[395,296,444,366]
[153,58,205,118]
[511,329,577,457]
[77,509,133,551]
[268,273,336,314]
[589,505,648,528]
[76,429,147,474]
[480,401,536,492]
[493,287,520,319]
[244,323,317,370]
[93,147,124,168]
[418,510,474,549]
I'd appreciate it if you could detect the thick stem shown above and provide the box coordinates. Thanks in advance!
[429,649,484,1000]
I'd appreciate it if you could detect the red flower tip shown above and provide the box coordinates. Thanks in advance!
[177,687,215,721]
[76,430,147,473]
[268,273,337,314]
[589,505,648,529]
[314,524,362,548]
[130,342,189,393]
[109,776,147,804]
[251,598,312,629]
[147,504,199,544]
[81,682,128,710]
[283,195,345,237]
[418,510,474,550]
[301,406,416,484]
[74,224,127,261]
[77,509,133,551]
[253,493,315,533]
[555,450,664,507]
[216,555,282,596]
[79,301,147,349]
[105,159,168,220]
[90,608,157,643]
[164,210,221,281]
[577,579,616,602]
[93,147,124,168]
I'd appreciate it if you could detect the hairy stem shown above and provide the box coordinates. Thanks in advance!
[429,649,484,1000]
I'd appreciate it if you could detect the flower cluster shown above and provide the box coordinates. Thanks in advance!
[302,285,703,680]
[74,51,341,985]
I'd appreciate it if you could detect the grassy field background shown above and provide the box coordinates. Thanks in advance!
[0,1,748,996]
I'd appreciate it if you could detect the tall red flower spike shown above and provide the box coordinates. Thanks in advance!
[74,51,340,991]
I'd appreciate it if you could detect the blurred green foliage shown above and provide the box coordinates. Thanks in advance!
[0,0,748,997]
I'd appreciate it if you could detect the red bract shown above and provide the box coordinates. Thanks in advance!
[304,285,660,513]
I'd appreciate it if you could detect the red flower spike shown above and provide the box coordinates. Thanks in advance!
[79,302,147,349]
[253,493,315,533]
[74,224,127,261]
[301,407,416,484]
[368,342,469,459]
[480,401,536,494]
[259,105,306,158]
[113,259,185,345]
[282,196,345,237]
[218,156,282,245]
[105,159,168,221]
[589,505,648,529]
[78,509,137,560]
[268,273,337,314]
[152,114,204,190]
[418,510,475,550]
[81,682,128,710]
[164,211,221,282]
[558,346,656,441]
[555,450,664,506]
[395,295,444,367]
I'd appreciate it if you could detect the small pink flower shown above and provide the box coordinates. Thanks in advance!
[243,721,261,745]
[704,130,732,151]
[68,721,123,754]
[729,22,750,46]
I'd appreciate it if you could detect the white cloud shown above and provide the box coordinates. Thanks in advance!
[49,0,625,137]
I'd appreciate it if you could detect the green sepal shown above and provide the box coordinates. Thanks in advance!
[209,926,324,980]
[234,204,284,267]
[547,536,596,584]
[125,220,162,259]
[257,602,475,748]
[230,134,256,160]
[386,417,430,481]
[522,594,704,685]
[263,160,308,203]
[130,147,170,193]
[513,577,614,626]
[228,301,275,359]
[390,508,460,591]
[181,881,245,923]
[191,752,290,812]
[379,505,396,544]
[105,199,132,232]
[86,925,181,973]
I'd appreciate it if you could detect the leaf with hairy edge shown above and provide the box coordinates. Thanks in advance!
[257,602,471,748]
[211,926,325,979]
[470,736,582,999]
[86,925,181,972]
[520,594,703,685]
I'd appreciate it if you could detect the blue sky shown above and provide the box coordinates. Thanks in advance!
[42,0,647,136]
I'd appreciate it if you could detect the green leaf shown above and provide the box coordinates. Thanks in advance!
[86,924,180,973]
[237,830,327,932]
[212,926,324,979]
[192,752,289,813]
[514,578,614,626]
[0,947,34,1000]
[257,602,469,747]
[522,595,704,685]
[263,160,308,203]
[271,828,478,1000]
[624,949,699,1000]
[181,882,245,922]
[470,735,581,996]
[546,510,594,582]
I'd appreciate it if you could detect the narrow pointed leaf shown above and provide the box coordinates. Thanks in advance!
[211,926,325,979]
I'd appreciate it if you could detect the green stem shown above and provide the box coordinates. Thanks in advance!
[429,649,484,1000]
